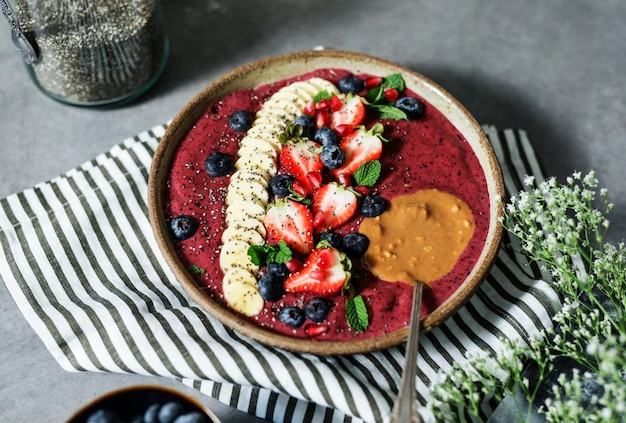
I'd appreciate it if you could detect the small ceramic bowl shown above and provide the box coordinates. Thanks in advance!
[148,49,505,355]
[65,384,221,423]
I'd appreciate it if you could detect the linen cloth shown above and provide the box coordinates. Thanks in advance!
[0,124,560,423]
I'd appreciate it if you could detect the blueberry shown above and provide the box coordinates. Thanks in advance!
[204,152,234,177]
[158,401,186,423]
[144,403,162,423]
[173,412,208,423]
[342,233,370,258]
[337,74,364,94]
[258,273,284,301]
[266,262,289,278]
[293,114,316,139]
[170,215,198,240]
[228,110,252,132]
[394,97,425,119]
[278,306,305,327]
[304,297,331,322]
[321,145,345,170]
[313,126,339,146]
[361,194,388,217]
[269,174,295,197]
[319,231,342,249]
[86,409,121,423]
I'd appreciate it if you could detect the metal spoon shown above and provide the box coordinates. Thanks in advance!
[389,281,424,423]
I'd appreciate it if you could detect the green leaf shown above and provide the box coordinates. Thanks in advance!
[187,264,205,274]
[346,295,369,332]
[383,73,405,92]
[369,104,408,121]
[247,241,293,267]
[365,85,384,104]
[314,90,332,103]
[353,160,382,187]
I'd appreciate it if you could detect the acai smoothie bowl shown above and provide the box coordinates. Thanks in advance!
[148,50,505,355]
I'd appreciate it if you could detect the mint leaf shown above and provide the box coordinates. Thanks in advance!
[353,160,382,187]
[369,104,408,120]
[248,241,293,267]
[346,295,369,332]
[314,90,332,103]
[187,264,205,274]
[365,85,384,104]
[268,240,292,263]
[383,73,405,92]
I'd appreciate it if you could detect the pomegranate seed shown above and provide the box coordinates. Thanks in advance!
[291,180,307,198]
[305,324,329,337]
[285,258,302,273]
[384,87,399,102]
[315,98,331,111]
[315,111,329,128]
[365,77,383,88]
[303,99,315,115]
[337,173,351,187]
[330,95,343,112]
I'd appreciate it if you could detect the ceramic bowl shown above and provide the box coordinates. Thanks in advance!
[65,384,221,422]
[148,49,505,355]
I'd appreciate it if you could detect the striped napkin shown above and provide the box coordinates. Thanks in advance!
[0,124,561,423]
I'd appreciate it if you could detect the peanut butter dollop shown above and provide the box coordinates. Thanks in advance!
[359,189,475,285]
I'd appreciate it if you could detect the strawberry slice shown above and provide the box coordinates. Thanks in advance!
[263,199,314,254]
[329,94,366,132]
[283,246,349,295]
[279,139,324,195]
[331,126,383,183]
[311,182,358,231]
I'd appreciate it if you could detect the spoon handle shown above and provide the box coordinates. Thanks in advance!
[390,281,424,423]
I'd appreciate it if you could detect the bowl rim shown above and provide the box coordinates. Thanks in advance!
[65,384,222,422]
[148,49,505,355]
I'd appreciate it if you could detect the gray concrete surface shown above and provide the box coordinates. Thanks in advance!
[1,1,625,422]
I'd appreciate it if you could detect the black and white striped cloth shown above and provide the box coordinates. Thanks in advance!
[0,124,561,423]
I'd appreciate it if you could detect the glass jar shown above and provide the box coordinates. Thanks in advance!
[1,0,168,106]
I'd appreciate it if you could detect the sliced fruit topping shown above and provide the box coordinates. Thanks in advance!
[284,246,350,295]
[331,125,384,184]
[278,139,324,195]
[311,182,358,232]
[204,152,234,177]
[220,239,259,273]
[170,215,198,240]
[328,94,366,131]
[223,279,264,316]
[263,199,314,255]
[228,110,253,132]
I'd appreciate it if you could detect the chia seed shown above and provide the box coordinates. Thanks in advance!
[13,0,167,105]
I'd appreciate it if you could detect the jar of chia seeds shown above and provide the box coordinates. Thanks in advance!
[1,0,168,106]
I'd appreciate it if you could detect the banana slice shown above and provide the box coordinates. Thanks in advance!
[221,224,265,245]
[219,77,341,316]
[223,279,264,317]
[234,154,277,178]
[225,178,269,206]
[238,136,279,158]
[219,239,258,273]
[222,267,258,289]
[229,168,270,188]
